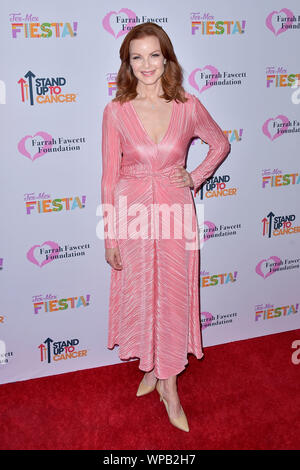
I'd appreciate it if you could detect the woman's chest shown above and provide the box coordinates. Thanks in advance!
[130,100,174,145]
[117,100,194,150]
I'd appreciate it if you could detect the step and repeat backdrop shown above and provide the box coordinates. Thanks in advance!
[0,0,299,384]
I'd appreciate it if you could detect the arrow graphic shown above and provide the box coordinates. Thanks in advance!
[17,78,26,102]
[44,337,53,363]
[24,70,36,106]
[38,344,46,362]
[261,217,268,236]
[267,211,275,238]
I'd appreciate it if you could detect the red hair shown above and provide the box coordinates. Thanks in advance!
[113,22,187,104]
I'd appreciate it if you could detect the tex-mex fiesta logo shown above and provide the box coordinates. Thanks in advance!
[18,132,86,161]
[188,65,246,93]
[106,73,117,96]
[38,337,87,363]
[26,241,91,267]
[190,12,245,35]
[265,8,299,36]
[18,71,77,105]
[32,293,90,315]
[102,8,168,37]
[24,193,86,215]
[200,269,237,287]
[262,168,300,189]
[262,212,300,238]
[255,302,298,321]
[10,12,78,38]
[266,66,300,88]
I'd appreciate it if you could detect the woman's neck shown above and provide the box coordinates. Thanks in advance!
[135,80,164,100]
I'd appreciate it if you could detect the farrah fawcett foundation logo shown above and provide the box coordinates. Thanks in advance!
[102,9,168,37]
[18,132,86,161]
[26,241,91,267]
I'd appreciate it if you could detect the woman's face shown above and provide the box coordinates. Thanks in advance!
[129,35,165,86]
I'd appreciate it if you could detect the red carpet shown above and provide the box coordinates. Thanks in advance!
[1,329,300,450]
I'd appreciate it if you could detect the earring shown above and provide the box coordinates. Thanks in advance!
[164,59,167,64]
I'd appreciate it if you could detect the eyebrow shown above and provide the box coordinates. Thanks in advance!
[130,50,161,55]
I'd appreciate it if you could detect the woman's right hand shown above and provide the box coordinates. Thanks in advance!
[105,246,123,270]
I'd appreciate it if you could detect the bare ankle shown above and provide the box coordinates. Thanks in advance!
[144,369,157,384]
[145,369,155,377]
[159,376,178,394]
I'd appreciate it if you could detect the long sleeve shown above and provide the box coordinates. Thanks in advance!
[101,102,122,249]
[189,94,231,197]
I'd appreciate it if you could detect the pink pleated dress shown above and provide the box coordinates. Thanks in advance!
[101,91,230,379]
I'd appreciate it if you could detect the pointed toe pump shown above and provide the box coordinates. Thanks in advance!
[136,375,157,397]
[156,380,189,432]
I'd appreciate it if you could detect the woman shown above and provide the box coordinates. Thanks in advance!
[101,22,230,432]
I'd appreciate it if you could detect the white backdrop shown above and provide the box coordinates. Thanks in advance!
[1,0,299,385]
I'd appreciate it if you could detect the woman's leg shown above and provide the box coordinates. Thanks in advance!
[142,369,182,416]
[157,375,182,419]
[143,370,182,417]
[143,368,157,386]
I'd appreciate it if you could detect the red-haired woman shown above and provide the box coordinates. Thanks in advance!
[101,22,230,432]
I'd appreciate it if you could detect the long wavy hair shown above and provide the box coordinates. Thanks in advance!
[113,22,187,104]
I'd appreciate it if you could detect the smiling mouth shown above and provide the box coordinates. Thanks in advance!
[141,70,156,76]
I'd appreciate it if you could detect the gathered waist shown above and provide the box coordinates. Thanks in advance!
[119,165,177,179]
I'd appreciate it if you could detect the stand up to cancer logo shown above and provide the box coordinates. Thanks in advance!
[38,337,88,364]
[18,71,77,105]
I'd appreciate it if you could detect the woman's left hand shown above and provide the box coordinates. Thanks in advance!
[169,165,194,189]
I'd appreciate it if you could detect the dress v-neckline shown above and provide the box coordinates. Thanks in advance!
[128,99,175,146]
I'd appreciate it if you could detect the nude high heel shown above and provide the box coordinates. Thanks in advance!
[156,380,189,432]
[136,374,157,397]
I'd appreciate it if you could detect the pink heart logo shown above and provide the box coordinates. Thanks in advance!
[102,8,136,39]
[188,65,219,94]
[18,132,53,161]
[201,311,213,330]
[26,241,60,267]
[255,256,282,279]
[265,8,294,36]
[203,221,216,242]
[262,115,289,141]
